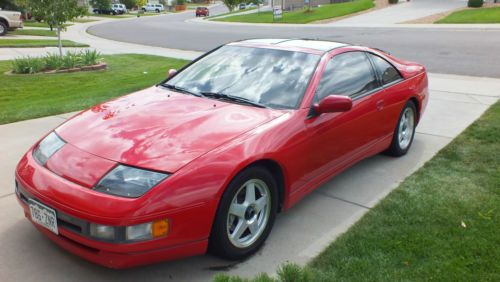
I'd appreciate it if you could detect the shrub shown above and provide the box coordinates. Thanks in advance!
[44,53,63,70]
[468,0,483,8]
[11,50,102,74]
[61,51,80,69]
[388,0,398,4]
[81,49,100,66]
[12,56,45,74]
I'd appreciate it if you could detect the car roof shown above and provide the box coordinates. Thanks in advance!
[230,39,349,54]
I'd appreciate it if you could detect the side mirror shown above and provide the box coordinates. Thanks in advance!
[167,69,177,78]
[314,95,352,115]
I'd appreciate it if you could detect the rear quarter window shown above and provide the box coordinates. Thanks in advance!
[369,54,402,85]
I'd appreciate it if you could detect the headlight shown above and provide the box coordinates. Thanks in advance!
[90,223,115,240]
[94,165,169,198]
[33,132,65,165]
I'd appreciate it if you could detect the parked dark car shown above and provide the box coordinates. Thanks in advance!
[239,3,246,9]
[93,7,124,15]
[195,7,209,17]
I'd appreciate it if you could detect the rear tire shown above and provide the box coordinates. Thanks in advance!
[209,166,278,260]
[385,101,417,157]
[0,22,7,36]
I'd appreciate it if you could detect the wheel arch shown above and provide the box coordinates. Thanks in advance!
[245,159,286,213]
[0,17,9,28]
[408,96,420,123]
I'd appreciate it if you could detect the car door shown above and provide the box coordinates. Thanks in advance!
[302,51,387,183]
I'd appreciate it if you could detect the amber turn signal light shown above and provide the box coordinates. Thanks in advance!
[152,219,169,238]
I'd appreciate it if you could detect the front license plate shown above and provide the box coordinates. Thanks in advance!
[29,199,58,235]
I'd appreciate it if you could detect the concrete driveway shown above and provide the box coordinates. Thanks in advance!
[0,73,499,281]
[334,0,466,25]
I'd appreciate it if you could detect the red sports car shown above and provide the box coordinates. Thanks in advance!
[195,7,209,17]
[15,39,428,268]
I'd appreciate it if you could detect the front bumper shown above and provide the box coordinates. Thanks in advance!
[14,150,212,268]
[16,181,207,268]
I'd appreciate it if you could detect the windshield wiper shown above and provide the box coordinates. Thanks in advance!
[162,84,203,97]
[201,92,267,108]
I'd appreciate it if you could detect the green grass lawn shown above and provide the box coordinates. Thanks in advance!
[215,101,500,281]
[206,7,257,19]
[213,0,374,24]
[0,54,188,124]
[23,21,72,28]
[0,39,88,48]
[72,18,99,23]
[10,29,57,37]
[437,7,500,23]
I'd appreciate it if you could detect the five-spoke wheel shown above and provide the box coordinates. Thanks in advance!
[209,166,278,259]
[227,179,271,248]
[386,100,417,156]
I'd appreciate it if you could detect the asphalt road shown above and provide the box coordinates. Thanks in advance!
[88,7,500,78]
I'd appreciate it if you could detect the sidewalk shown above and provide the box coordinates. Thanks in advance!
[0,73,498,281]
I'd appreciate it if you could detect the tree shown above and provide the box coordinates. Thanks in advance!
[14,0,28,19]
[90,0,111,10]
[121,0,137,9]
[136,0,147,8]
[26,0,87,57]
[0,0,19,10]
[222,0,238,11]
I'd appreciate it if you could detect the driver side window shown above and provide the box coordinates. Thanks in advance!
[315,52,379,102]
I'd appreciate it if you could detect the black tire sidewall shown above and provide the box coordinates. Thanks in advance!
[209,166,278,259]
[0,22,7,36]
[387,101,417,156]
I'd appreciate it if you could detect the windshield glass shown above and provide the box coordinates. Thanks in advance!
[165,46,320,109]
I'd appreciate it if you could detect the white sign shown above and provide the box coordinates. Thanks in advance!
[273,6,282,19]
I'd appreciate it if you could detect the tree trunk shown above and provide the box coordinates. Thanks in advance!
[57,26,63,58]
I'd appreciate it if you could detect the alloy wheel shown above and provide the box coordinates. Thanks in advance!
[226,179,271,248]
[398,107,415,150]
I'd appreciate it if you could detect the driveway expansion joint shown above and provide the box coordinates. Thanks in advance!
[0,192,15,199]
[314,191,371,210]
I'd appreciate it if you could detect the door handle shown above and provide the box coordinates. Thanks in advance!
[376,100,384,111]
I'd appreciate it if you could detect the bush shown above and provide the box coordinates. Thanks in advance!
[81,49,100,66]
[388,0,398,4]
[12,56,45,74]
[61,51,80,69]
[11,50,102,74]
[468,0,483,8]
[44,53,63,70]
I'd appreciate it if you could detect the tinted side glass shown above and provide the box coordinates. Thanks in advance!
[316,52,379,101]
[369,54,402,85]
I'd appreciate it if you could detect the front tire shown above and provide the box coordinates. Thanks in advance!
[0,22,7,36]
[385,101,417,157]
[209,166,278,260]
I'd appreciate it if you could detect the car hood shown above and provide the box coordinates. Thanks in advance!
[56,87,284,172]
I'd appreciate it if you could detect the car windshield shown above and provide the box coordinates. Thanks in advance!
[165,46,320,109]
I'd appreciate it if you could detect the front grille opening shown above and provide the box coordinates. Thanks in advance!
[58,219,83,234]
[19,192,29,204]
